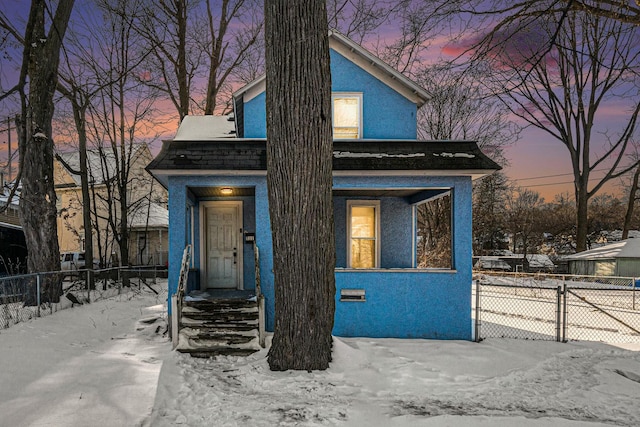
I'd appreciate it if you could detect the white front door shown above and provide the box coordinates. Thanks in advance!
[202,202,242,289]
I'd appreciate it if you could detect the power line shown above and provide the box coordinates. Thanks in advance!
[511,167,610,182]
[518,171,621,189]
[522,180,575,188]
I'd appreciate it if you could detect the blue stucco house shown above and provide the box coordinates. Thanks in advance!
[147,31,500,342]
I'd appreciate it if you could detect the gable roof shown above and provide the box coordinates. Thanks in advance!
[565,238,640,260]
[146,139,501,188]
[233,30,430,107]
[55,144,151,187]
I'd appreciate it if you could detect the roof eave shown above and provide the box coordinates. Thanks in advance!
[145,168,497,180]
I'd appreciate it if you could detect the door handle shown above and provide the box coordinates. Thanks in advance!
[233,248,237,264]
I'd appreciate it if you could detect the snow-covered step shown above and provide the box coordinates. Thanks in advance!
[177,295,261,358]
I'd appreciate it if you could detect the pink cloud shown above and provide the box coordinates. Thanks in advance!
[442,24,550,70]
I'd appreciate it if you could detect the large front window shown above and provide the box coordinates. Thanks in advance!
[348,200,379,268]
[333,93,362,139]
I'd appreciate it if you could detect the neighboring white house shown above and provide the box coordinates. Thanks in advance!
[564,238,640,277]
[54,143,168,266]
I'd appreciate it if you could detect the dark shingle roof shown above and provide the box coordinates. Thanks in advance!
[147,139,500,185]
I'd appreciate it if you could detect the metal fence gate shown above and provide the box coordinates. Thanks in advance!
[474,273,640,343]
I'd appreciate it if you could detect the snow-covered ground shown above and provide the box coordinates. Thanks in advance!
[0,283,169,427]
[2,279,640,426]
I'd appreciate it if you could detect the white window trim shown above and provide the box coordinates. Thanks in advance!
[347,200,380,268]
[332,92,363,140]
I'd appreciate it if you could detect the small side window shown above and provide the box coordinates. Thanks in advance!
[347,200,380,268]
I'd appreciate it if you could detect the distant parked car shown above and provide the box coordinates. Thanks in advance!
[60,252,98,271]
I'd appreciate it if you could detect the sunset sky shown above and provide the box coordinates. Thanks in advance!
[0,1,636,201]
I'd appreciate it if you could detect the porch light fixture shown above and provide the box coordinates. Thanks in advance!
[220,187,233,195]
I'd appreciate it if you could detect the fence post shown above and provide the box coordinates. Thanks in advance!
[36,273,41,318]
[474,280,481,342]
[633,278,637,311]
[556,285,561,342]
[562,280,567,342]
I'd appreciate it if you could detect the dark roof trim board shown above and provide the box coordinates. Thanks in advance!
[147,139,501,188]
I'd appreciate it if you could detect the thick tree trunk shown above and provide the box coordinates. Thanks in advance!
[265,0,336,371]
[18,0,75,304]
[622,163,640,240]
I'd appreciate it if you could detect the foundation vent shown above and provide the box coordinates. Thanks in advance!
[340,289,366,302]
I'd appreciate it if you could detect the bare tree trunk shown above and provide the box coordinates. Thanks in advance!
[174,0,189,120]
[576,183,589,251]
[622,163,640,240]
[18,0,75,303]
[265,0,335,371]
[77,107,94,288]
[58,88,95,289]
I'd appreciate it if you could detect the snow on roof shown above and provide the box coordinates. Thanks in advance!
[174,115,236,141]
[526,254,555,268]
[0,191,19,207]
[129,202,168,229]
[565,238,640,260]
[333,151,426,158]
[0,180,20,207]
[0,221,21,230]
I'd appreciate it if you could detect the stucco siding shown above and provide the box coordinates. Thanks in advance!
[167,178,188,300]
[334,270,471,339]
[242,92,267,138]
[330,50,417,139]
[240,50,418,139]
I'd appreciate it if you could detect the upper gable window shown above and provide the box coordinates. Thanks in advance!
[333,93,362,139]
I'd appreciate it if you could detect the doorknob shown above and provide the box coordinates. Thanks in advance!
[233,248,237,264]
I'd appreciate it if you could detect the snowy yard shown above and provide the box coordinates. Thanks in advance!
[1,280,640,426]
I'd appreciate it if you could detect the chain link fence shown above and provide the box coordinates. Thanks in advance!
[474,272,640,343]
[0,267,166,329]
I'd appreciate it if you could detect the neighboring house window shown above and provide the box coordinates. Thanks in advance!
[333,93,362,139]
[347,200,380,268]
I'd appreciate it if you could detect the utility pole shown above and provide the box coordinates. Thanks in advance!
[2,116,13,183]
[7,116,11,182]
